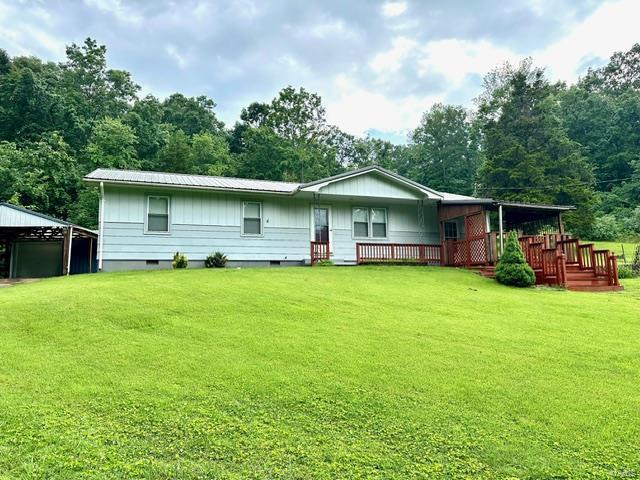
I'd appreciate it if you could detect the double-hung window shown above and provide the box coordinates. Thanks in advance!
[242,201,262,235]
[352,207,388,239]
[353,207,369,237]
[146,196,170,233]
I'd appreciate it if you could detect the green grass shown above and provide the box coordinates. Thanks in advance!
[1,267,639,479]
[586,240,638,259]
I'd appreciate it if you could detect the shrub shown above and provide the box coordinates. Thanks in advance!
[618,265,636,279]
[495,231,536,288]
[632,244,640,276]
[314,260,335,267]
[205,251,228,268]
[172,252,188,269]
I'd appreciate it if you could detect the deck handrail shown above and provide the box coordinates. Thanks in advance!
[356,243,441,264]
[310,241,330,265]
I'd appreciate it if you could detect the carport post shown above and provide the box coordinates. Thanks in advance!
[66,226,73,276]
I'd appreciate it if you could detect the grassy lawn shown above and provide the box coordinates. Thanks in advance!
[1,267,639,479]
[586,240,638,259]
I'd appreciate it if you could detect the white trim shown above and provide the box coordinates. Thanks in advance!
[309,204,333,253]
[351,206,388,241]
[241,201,263,237]
[144,195,171,235]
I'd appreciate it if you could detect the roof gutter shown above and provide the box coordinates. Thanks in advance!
[84,177,297,196]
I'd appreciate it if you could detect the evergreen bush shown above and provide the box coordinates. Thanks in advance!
[205,251,228,268]
[495,231,536,287]
[172,252,188,269]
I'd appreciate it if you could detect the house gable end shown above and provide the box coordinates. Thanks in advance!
[299,169,441,200]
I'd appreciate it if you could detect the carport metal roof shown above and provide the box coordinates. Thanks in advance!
[0,203,97,238]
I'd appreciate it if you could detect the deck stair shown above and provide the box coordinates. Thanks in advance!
[481,235,622,292]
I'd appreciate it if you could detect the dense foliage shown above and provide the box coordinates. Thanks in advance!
[1,38,640,239]
[495,231,536,287]
[205,251,228,268]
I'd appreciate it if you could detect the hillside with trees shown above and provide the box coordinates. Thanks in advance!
[0,39,639,239]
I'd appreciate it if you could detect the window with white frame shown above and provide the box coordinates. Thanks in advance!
[242,201,262,235]
[146,196,170,233]
[352,207,387,239]
[353,207,369,237]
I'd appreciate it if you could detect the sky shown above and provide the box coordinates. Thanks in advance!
[1,0,639,143]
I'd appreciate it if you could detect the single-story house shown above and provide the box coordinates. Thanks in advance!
[0,203,98,278]
[84,166,574,270]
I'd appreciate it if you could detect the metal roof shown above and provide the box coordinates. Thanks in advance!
[85,169,300,194]
[0,203,98,235]
[83,167,575,211]
[0,202,70,227]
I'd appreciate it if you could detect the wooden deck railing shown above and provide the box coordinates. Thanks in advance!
[519,237,620,288]
[557,239,580,265]
[310,241,330,265]
[356,243,441,264]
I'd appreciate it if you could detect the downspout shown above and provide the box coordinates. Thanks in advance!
[98,182,105,271]
[498,204,504,256]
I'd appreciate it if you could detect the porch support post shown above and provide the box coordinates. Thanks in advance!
[498,204,504,255]
[557,212,565,235]
[65,226,73,276]
[88,237,93,273]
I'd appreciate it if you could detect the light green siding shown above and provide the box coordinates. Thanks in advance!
[101,180,441,267]
[317,172,422,200]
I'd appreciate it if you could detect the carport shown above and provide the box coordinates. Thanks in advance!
[0,203,98,279]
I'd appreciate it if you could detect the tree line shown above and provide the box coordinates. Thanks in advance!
[1,38,639,239]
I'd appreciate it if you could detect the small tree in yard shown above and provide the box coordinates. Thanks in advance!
[495,231,536,287]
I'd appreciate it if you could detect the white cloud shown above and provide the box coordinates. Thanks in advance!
[325,73,442,136]
[381,1,407,17]
[370,36,416,74]
[165,45,190,69]
[83,0,143,25]
[417,38,519,88]
[535,0,640,82]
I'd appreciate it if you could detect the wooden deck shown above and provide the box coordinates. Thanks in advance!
[311,235,621,292]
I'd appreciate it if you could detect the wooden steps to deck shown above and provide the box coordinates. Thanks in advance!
[477,240,623,292]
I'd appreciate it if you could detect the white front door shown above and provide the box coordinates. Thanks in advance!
[311,206,332,254]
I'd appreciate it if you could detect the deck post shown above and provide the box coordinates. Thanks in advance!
[557,212,565,235]
[498,204,504,256]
